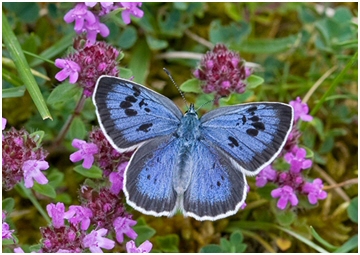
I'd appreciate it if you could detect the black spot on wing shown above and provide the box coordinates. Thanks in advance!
[247,106,257,112]
[246,128,258,137]
[228,136,239,148]
[125,109,138,116]
[242,115,247,124]
[120,101,132,108]
[136,123,153,133]
[132,85,141,97]
[125,95,137,103]
[251,122,265,130]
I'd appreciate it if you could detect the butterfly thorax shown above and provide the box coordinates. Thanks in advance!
[176,104,200,147]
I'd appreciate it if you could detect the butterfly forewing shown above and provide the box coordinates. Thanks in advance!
[200,103,293,175]
[93,76,182,152]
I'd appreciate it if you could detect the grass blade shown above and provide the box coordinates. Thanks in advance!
[2,11,52,120]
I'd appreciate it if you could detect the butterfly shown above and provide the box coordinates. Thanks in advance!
[93,75,294,221]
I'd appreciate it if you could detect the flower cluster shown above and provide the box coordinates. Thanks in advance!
[70,127,133,180]
[2,119,49,190]
[36,196,146,253]
[255,97,326,210]
[64,2,144,43]
[2,211,14,240]
[55,38,120,97]
[193,44,252,104]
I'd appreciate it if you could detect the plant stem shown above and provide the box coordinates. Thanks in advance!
[18,183,51,224]
[53,94,87,148]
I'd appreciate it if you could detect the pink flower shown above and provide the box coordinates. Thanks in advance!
[118,2,144,24]
[126,240,153,253]
[22,160,49,188]
[302,178,327,204]
[113,216,137,243]
[193,44,251,104]
[64,205,93,231]
[289,97,313,122]
[271,185,299,210]
[109,162,127,194]
[82,228,115,253]
[55,59,81,83]
[70,139,99,169]
[64,3,96,33]
[284,146,312,173]
[2,212,14,240]
[255,165,277,187]
[13,247,24,253]
[46,203,66,228]
[82,16,110,43]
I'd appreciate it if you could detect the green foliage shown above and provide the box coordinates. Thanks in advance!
[155,234,180,252]
[73,165,103,179]
[200,231,247,253]
[347,197,358,224]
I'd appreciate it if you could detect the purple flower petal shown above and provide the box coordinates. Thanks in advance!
[22,160,49,188]
[46,203,65,228]
[113,217,137,243]
[70,139,98,169]
[126,240,153,253]
[83,228,115,253]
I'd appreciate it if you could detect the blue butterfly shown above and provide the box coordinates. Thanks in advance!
[93,75,294,221]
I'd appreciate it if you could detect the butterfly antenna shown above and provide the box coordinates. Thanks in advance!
[195,99,215,112]
[163,68,189,109]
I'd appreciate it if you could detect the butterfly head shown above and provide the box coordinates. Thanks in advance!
[185,103,198,117]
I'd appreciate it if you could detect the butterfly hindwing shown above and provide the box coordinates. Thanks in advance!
[200,102,293,175]
[124,134,179,217]
[182,140,247,221]
[93,76,182,152]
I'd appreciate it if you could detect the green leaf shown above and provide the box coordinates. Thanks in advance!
[209,19,251,45]
[29,130,45,146]
[347,197,358,223]
[276,210,296,227]
[128,39,151,84]
[118,25,138,49]
[246,75,264,89]
[119,67,133,79]
[276,226,329,253]
[30,244,42,252]
[133,225,156,246]
[309,226,338,251]
[3,3,40,23]
[155,234,179,252]
[73,165,103,179]
[310,226,338,251]
[2,86,26,98]
[68,117,87,141]
[232,34,299,54]
[180,78,202,93]
[30,32,75,67]
[2,238,16,245]
[2,11,52,120]
[220,238,231,252]
[47,170,64,187]
[47,82,81,107]
[2,198,15,213]
[32,182,56,198]
[200,244,222,253]
[230,230,244,244]
[333,234,358,253]
[146,35,169,50]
